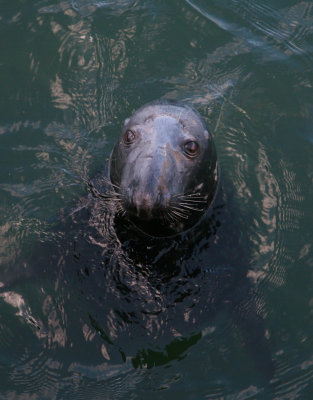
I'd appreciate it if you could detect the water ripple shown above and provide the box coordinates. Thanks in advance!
[185,0,313,64]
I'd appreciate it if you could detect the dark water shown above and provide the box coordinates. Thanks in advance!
[1,0,313,398]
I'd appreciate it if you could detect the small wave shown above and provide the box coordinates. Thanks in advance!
[185,0,313,63]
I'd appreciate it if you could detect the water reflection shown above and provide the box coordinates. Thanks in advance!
[185,0,313,64]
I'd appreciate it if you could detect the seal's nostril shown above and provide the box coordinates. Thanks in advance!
[129,189,172,220]
[131,191,154,219]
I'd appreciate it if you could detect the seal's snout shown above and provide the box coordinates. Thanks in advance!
[129,188,170,220]
[133,191,154,219]
[121,147,173,220]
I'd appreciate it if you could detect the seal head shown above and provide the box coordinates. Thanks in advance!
[109,100,218,236]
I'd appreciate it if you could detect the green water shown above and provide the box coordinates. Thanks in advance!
[1,0,313,398]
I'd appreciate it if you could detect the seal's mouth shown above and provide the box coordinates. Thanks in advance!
[87,179,209,237]
[122,191,169,221]
[120,189,209,236]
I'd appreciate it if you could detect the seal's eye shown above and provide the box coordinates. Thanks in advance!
[184,140,199,157]
[124,130,137,144]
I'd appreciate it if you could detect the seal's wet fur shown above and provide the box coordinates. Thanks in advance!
[109,100,218,236]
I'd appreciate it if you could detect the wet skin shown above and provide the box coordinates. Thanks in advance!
[109,100,218,236]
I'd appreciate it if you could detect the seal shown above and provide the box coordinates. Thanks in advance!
[109,100,218,236]
[2,100,273,380]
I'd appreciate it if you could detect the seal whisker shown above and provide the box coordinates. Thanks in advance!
[168,210,180,223]
[87,181,125,212]
[167,210,180,223]
[161,213,172,224]
[101,177,121,192]
[180,197,207,203]
[178,198,206,205]
[172,211,189,220]
[170,207,190,220]
[179,198,206,205]
[87,177,122,194]
[171,205,190,215]
[173,193,207,203]
[175,199,207,208]
[179,204,205,212]
[179,203,205,212]
[97,192,122,202]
